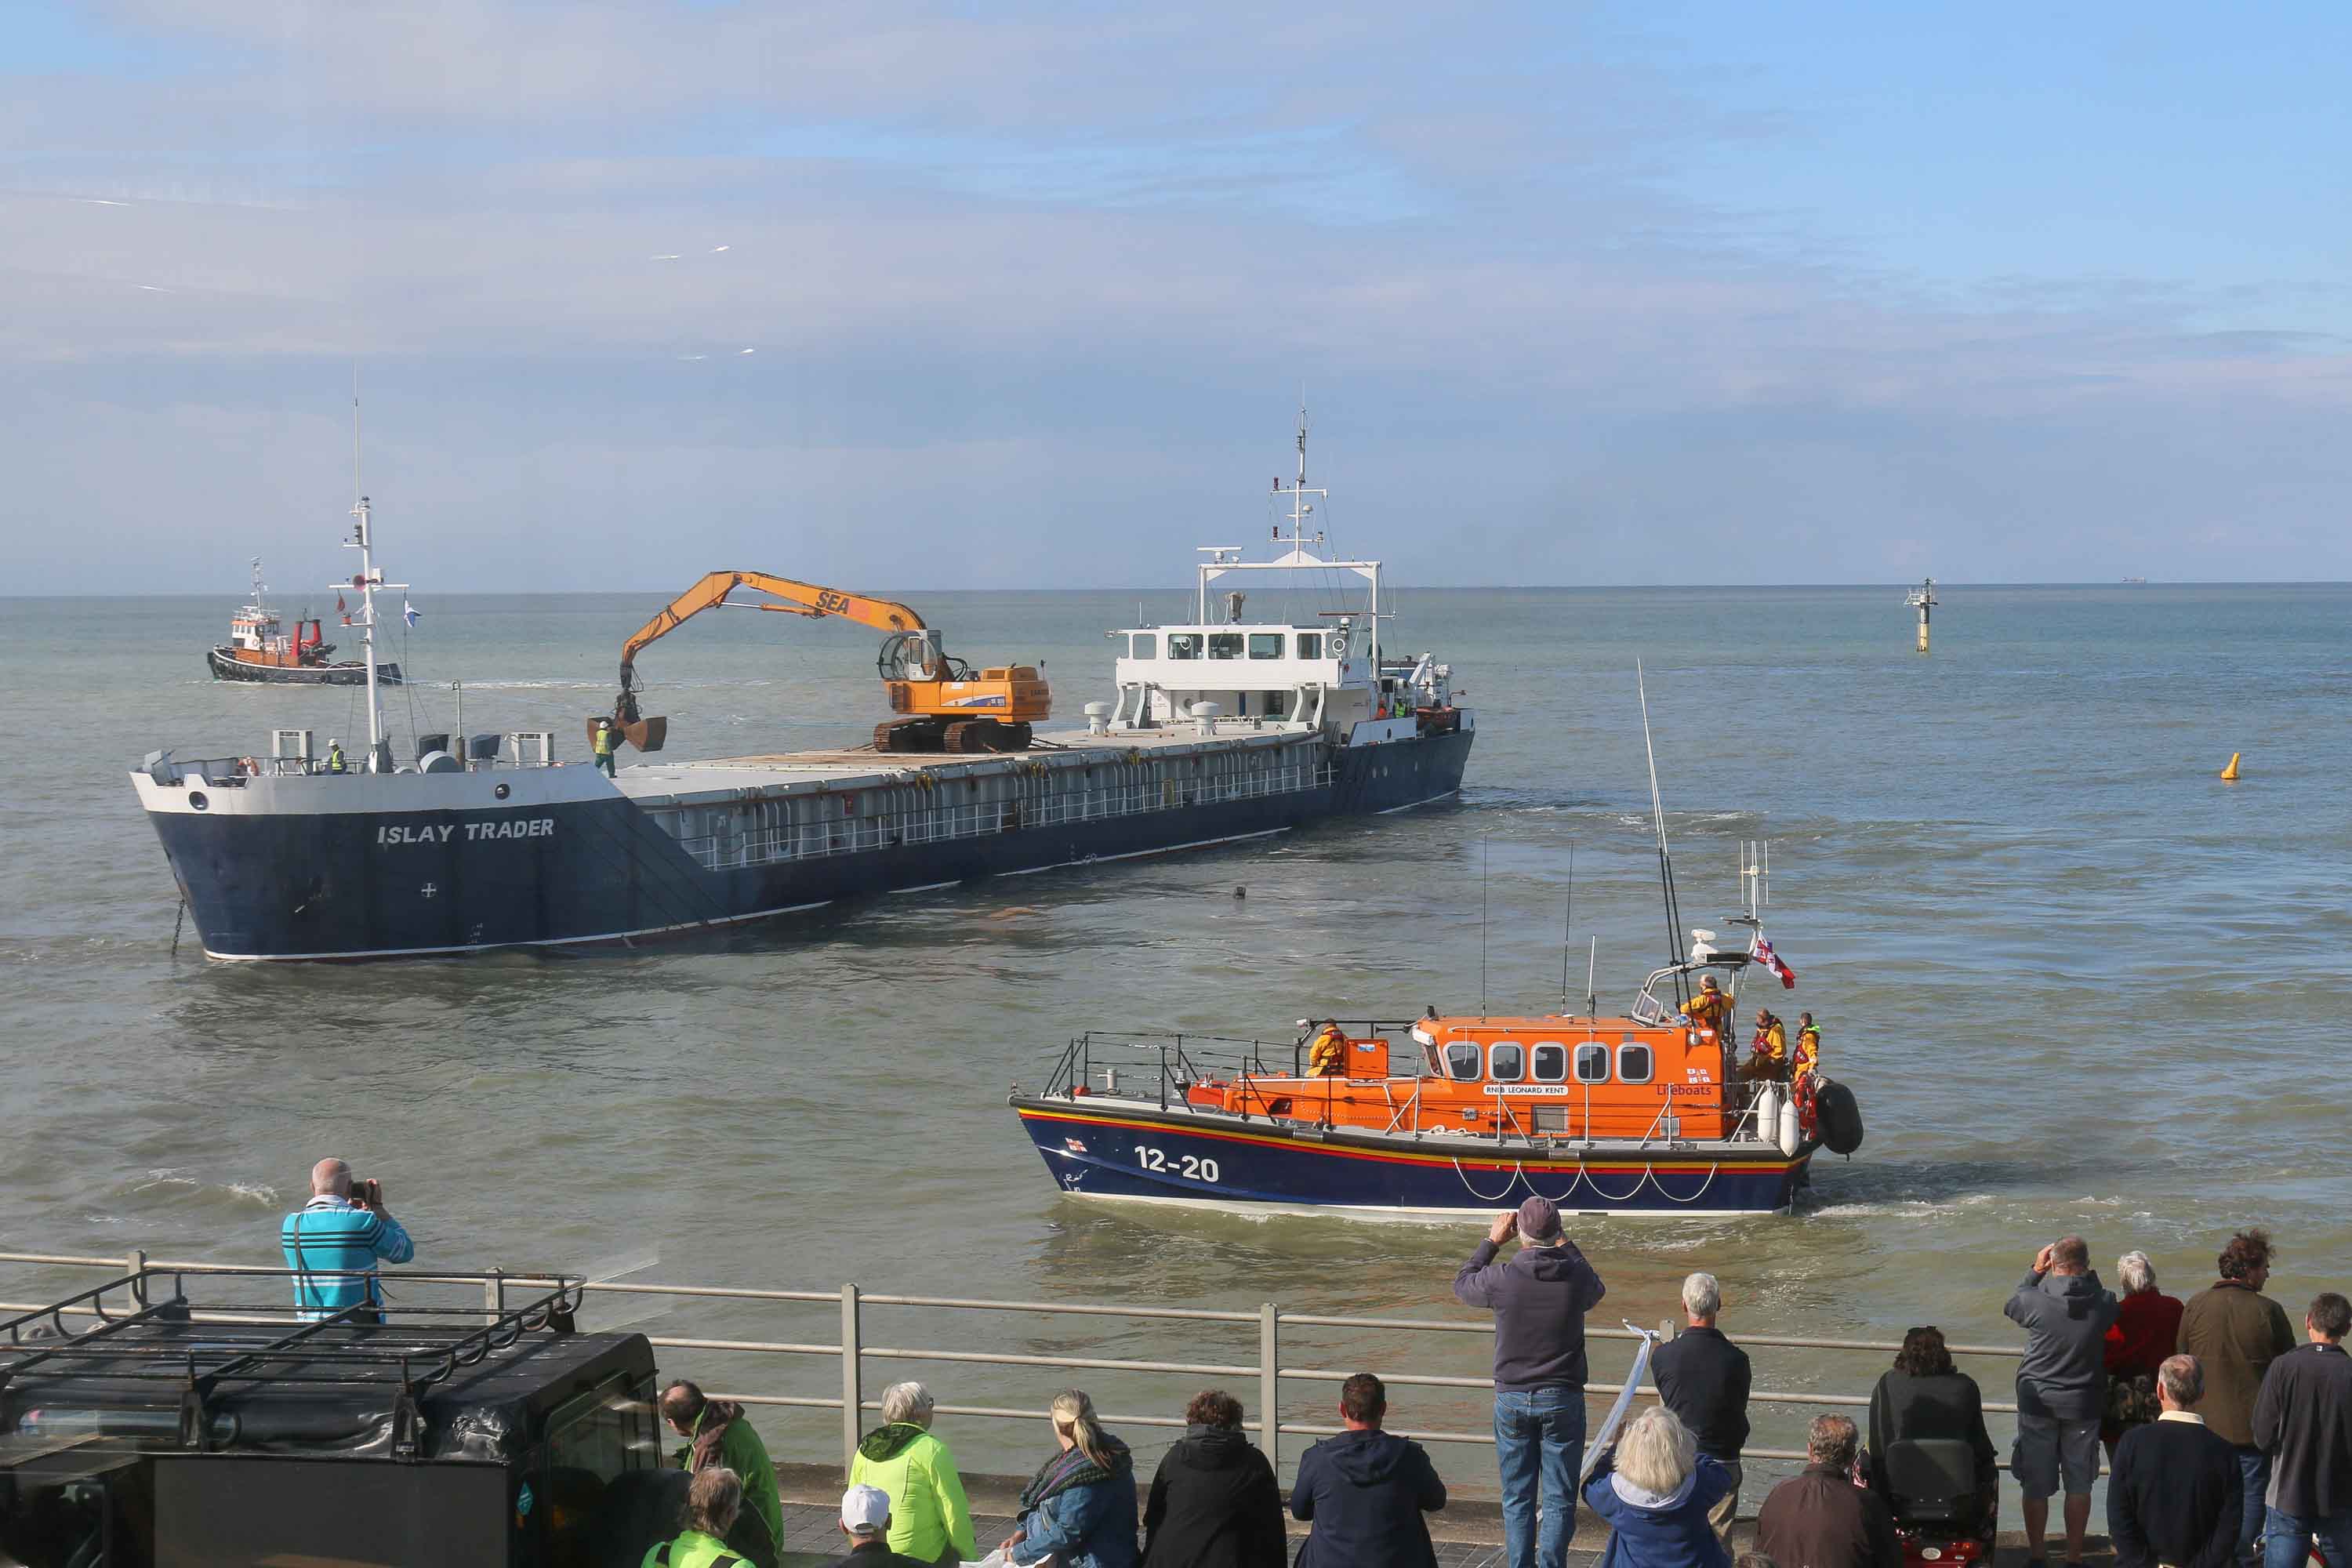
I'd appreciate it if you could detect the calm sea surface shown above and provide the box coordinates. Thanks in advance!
[1,583,2344,1484]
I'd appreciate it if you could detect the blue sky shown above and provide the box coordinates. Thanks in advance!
[2,1,2347,591]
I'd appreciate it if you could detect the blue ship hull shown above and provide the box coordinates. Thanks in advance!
[141,727,1473,960]
[1013,1095,1813,1217]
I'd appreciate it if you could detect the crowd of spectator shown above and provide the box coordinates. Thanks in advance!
[275,1162,2344,1568]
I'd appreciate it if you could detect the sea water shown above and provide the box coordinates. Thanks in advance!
[1,583,2343,1480]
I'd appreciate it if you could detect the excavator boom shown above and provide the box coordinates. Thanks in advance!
[617,571,926,691]
[608,569,1047,756]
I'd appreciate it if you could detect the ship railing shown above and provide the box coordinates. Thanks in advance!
[2,1247,2094,1487]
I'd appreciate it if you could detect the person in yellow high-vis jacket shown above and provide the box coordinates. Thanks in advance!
[1792,1014,1822,1080]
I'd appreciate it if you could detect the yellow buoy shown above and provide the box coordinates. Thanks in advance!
[2220,753,2241,781]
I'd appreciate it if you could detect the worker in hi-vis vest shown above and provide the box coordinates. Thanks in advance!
[325,739,347,775]
[593,718,619,778]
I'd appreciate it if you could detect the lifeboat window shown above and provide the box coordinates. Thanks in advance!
[1489,1042,1525,1081]
[1573,1043,1610,1083]
[1131,633,1157,659]
[1167,633,1203,660]
[1530,1043,1567,1083]
[1248,633,1283,659]
[1443,1040,1483,1081]
[1296,632,1323,659]
[1617,1041,1654,1084]
[1208,633,1243,659]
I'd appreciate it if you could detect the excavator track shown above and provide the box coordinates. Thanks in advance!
[875,718,950,753]
[942,719,1030,753]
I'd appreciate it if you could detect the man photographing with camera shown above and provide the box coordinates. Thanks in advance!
[281,1157,415,1323]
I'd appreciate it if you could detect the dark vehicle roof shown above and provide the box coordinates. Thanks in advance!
[2,1275,654,1465]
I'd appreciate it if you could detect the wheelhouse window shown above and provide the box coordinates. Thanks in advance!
[1616,1041,1653,1084]
[1489,1042,1525,1081]
[1167,633,1202,659]
[1296,633,1323,659]
[1573,1043,1610,1083]
[1130,633,1157,659]
[1443,1040,1483,1081]
[1265,691,1288,717]
[1208,633,1243,659]
[1247,633,1283,659]
[1530,1043,1567,1083]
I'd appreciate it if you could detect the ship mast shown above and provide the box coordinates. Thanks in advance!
[337,377,405,771]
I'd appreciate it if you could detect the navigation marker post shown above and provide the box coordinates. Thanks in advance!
[1906,577,1938,653]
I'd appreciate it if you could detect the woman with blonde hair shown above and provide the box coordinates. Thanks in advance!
[1581,1405,1733,1568]
[998,1389,1138,1568]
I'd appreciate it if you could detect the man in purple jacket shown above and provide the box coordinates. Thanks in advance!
[1454,1196,1608,1568]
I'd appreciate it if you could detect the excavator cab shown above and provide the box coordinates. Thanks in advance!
[877,630,970,685]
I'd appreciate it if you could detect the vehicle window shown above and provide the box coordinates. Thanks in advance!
[1489,1042,1524,1081]
[1530,1043,1567,1082]
[1617,1041,1653,1084]
[1573,1043,1610,1083]
[1167,633,1202,660]
[544,1371,661,1568]
[1208,633,1243,659]
[1296,633,1323,659]
[1248,633,1283,659]
[1131,633,1157,659]
[1443,1040,1482,1081]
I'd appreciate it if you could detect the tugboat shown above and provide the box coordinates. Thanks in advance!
[205,557,402,685]
[1009,913,1864,1218]
[130,417,1476,960]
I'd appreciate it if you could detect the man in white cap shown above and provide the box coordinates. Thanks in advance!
[826,1483,932,1566]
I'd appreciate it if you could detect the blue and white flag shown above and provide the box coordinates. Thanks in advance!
[402,599,419,627]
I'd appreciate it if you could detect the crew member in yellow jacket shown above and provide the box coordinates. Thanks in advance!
[1682,975,1733,1044]
[1306,1021,1348,1076]
[1740,1011,1788,1080]
[1791,1013,1821,1080]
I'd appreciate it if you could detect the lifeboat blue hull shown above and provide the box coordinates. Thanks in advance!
[1013,1097,1813,1218]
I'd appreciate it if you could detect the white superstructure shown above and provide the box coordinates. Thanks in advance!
[1105,413,1454,742]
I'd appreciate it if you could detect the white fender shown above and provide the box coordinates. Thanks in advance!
[1777,1097,1802,1157]
[1753,1083,1783,1143]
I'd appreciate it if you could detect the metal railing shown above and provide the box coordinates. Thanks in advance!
[2,1248,2043,1483]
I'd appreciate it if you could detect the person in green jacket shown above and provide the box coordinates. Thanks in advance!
[663,1381,785,1568]
[641,1467,750,1568]
[848,1381,978,1566]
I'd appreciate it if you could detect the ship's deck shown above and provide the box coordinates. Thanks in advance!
[612,722,1315,800]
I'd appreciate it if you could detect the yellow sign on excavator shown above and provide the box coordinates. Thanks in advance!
[608,571,1051,754]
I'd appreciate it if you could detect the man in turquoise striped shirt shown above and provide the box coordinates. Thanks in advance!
[281,1157,415,1321]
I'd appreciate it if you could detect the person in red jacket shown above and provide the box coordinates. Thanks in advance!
[2105,1250,2186,1457]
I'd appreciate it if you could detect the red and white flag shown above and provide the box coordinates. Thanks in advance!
[1754,938,1798,989]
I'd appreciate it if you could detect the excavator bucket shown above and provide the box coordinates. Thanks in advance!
[584,715,668,755]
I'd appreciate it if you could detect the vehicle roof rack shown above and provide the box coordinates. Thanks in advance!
[0,1265,583,1458]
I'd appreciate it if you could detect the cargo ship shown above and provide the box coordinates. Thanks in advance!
[132,431,1475,960]
[207,557,401,685]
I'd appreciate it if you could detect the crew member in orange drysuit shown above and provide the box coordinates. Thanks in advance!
[1683,975,1732,1044]
[1306,1021,1348,1076]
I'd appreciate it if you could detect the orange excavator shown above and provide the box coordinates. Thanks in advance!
[608,571,1051,754]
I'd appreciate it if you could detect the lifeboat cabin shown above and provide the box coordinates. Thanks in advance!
[1013,933,1863,1217]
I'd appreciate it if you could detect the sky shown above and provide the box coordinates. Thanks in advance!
[2,1,2347,593]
